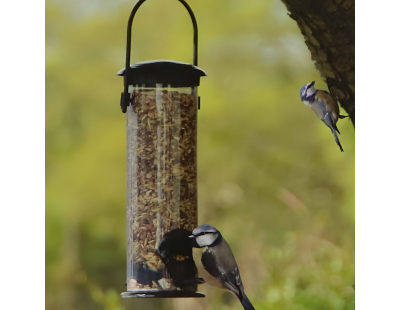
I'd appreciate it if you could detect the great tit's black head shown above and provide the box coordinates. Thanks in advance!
[189,224,221,248]
[157,228,193,260]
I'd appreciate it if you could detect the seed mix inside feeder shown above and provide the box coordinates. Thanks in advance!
[117,0,206,298]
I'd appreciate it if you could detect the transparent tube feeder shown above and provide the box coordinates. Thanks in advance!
[117,0,206,298]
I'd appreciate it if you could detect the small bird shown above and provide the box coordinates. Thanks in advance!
[157,228,204,291]
[300,81,348,152]
[189,225,255,310]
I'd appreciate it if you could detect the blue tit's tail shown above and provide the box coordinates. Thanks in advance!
[331,127,344,152]
[240,293,255,310]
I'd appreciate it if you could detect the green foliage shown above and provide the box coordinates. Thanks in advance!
[46,0,354,309]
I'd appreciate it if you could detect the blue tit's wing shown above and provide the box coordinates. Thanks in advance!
[316,99,341,134]
[315,99,344,151]
[201,250,242,297]
[221,266,244,298]
[201,250,225,282]
[310,98,344,151]
[316,90,340,121]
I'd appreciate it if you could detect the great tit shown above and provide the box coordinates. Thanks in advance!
[157,228,204,291]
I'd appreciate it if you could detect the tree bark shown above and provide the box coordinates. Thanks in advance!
[281,0,355,125]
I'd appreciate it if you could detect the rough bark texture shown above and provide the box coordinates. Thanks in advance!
[281,0,355,125]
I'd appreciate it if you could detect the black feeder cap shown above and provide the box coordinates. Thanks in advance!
[117,60,207,88]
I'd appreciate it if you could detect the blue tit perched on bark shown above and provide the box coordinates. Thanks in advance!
[189,225,255,310]
[300,81,348,152]
[157,228,204,291]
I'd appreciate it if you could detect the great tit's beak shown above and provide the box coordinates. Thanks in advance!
[188,235,195,239]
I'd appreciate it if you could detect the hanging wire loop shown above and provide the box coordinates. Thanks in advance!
[120,0,199,113]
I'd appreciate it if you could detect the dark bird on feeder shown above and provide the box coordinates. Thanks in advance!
[157,228,205,291]
[189,225,255,310]
[300,81,349,152]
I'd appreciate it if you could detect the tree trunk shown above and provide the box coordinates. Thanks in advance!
[281,0,355,125]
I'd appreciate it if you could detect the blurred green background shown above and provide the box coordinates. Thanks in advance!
[45,0,355,309]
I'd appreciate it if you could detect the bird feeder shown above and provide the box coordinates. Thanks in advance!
[117,0,206,298]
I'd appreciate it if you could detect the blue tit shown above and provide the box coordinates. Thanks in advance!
[300,81,348,152]
[157,228,204,291]
[189,225,255,310]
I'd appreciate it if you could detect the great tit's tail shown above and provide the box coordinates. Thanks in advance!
[331,128,344,152]
[240,293,255,310]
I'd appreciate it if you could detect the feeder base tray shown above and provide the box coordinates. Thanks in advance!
[121,290,205,298]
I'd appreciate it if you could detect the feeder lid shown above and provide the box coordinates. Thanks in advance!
[117,60,206,88]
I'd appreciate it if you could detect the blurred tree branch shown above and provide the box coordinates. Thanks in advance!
[281,0,355,125]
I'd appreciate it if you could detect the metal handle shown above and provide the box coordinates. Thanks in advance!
[121,0,199,113]
[125,0,198,68]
